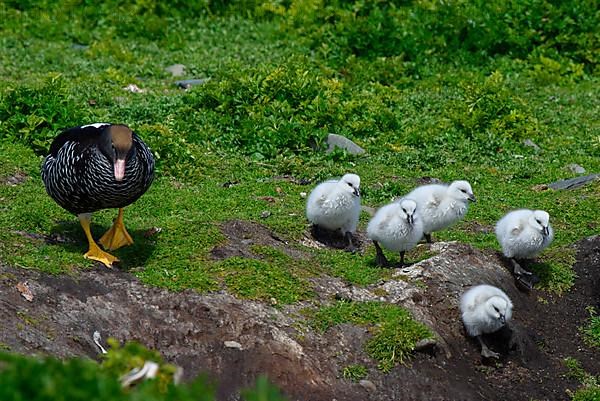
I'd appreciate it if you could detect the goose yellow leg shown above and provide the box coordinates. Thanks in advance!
[99,208,134,251]
[78,213,119,268]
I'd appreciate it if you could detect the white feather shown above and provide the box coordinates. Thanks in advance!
[405,180,475,235]
[81,122,110,129]
[306,174,361,234]
[460,285,513,337]
[495,209,554,259]
[367,198,423,252]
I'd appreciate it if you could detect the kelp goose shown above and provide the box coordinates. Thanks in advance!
[306,173,361,251]
[367,198,423,267]
[495,209,554,277]
[460,284,513,359]
[42,123,154,267]
[405,180,476,243]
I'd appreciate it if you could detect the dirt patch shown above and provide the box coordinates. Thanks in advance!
[0,236,598,401]
[0,170,28,186]
[210,219,308,260]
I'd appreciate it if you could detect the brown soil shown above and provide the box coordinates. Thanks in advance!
[0,222,598,401]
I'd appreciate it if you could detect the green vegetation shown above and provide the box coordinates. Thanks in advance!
[581,307,600,349]
[308,300,433,371]
[341,364,368,382]
[0,342,286,401]
[0,0,599,398]
[564,357,600,401]
[1,0,598,298]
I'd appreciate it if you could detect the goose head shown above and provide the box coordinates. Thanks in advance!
[340,174,360,197]
[398,198,418,225]
[529,210,551,237]
[486,296,510,325]
[99,125,134,181]
[448,180,476,202]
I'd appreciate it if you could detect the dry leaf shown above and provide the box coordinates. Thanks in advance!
[16,281,33,302]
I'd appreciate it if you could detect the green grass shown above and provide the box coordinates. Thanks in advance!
[308,300,433,372]
[581,307,600,349]
[564,357,600,401]
[0,0,599,370]
[341,364,368,382]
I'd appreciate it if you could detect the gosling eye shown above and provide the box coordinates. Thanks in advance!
[535,219,542,225]
[347,182,353,187]
[493,306,499,313]
[402,208,407,213]
[460,189,466,193]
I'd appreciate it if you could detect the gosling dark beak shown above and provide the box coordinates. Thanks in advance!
[468,194,476,202]
[354,188,360,197]
[543,226,549,236]
[499,314,506,325]
[407,214,414,225]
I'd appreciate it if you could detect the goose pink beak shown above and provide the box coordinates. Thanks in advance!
[114,159,126,181]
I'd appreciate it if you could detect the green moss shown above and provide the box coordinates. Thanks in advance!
[341,364,368,382]
[309,301,432,372]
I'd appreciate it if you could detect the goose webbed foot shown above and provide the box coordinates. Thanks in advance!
[395,251,406,268]
[510,259,531,276]
[78,213,119,268]
[99,208,134,251]
[477,336,500,359]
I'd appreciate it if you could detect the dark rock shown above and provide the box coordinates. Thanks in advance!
[176,78,210,89]
[548,174,599,190]
[523,139,541,152]
[326,134,365,155]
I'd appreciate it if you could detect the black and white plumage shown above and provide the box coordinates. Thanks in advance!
[306,173,361,251]
[405,180,476,243]
[42,123,154,214]
[41,123,155,267]
[367,198,423,267]
[460,284,513,359]
[495,209,554,280]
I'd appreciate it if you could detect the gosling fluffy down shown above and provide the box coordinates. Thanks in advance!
[306,173,361,236]
[405,180,475,241]
[367,198,423,266]
[495,209,554,259]
[460,284,513,337]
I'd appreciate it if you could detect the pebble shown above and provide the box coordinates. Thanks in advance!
[165,64,186,77]
[327,134,365,155]
[523,139,541,152]
[224,340,243,350]
[359,379,376,392]
[176,78,211,89]
[567,163,586,174]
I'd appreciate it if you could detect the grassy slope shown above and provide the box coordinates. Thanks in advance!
[0,0,599,384]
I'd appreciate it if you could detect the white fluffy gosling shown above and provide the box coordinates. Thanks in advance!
[367,198,423,267]
[460,284,513,359]
[306,173,361,251]
[495,209,554,277]
[405,180,476,242]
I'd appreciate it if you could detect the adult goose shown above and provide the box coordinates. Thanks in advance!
[42,123,155,267]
